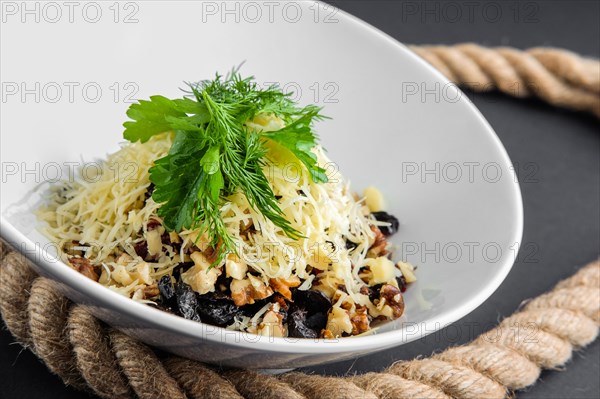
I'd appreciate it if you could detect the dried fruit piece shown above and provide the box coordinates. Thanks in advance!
[288,308,318,339]
[293,289,331,315]
[159,275,176,304]
[371,211,400,236]
[196,292,242,326]
[176,281,201,322]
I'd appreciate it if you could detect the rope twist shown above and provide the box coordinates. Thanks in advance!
[1,240,598,399]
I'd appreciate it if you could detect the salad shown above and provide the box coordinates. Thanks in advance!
[39,70,416,339]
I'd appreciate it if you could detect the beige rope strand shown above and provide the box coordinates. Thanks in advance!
[67,305,133,399]
[164,358,244,399]
[0,243,598,399]
[410,44,600,117]
[0,44,599,398]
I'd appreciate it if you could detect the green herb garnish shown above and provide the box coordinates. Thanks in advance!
[123,70,328,264]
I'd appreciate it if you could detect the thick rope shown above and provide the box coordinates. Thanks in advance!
[1,44,599,399]
[410,44,600,117]
[1,242,598,399]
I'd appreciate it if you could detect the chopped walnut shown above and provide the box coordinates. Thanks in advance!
[257,303,285,337]
[69,257,99,281]
[230,275,274,306]
[143,284,160,299]
[350,305,370,335]
[181,252,221,295]
[378,284,405,319]
[269,276,301,300]
[367,225,389,258]
[132,284,160,300]
[321,329,335,339]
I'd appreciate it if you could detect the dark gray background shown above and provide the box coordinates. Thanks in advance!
[1,1,599,398]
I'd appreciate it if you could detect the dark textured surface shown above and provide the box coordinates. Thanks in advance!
[1,1,599,398]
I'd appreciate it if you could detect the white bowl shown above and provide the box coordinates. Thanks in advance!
[0,1,522,368]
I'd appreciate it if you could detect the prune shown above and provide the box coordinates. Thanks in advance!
[158,275,176,303]
[196,292,243,327]
[305,312,327,332]
[175,282,201,322]
[371,212,400,236]
[293,289,331,315]
[288,308,318,339]
[240,299,269,317]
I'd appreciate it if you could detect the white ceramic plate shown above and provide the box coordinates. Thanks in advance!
[0,1,522,368]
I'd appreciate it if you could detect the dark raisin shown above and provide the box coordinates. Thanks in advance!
[371,211,400,236]
[134,241,149,259]
[369,284,383,302]
[196,292,242,327]
[288,308,318,339]
[147,218,162,231]
[345,240,358,251]
[175,282,201,322]
[293,289,331,315]
[396,275,408,293]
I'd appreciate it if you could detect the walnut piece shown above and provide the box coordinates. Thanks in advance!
[257,303,285,338]
[379,284,405,319]
[367,225,389,258]
[230,275,274,306]
[350,305,370,335]
[269,276,301,300]
[69,257,99,281]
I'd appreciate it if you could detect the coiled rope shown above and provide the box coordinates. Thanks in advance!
[1,44,599,398]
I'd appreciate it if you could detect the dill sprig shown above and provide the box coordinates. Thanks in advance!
[123,70,328,264]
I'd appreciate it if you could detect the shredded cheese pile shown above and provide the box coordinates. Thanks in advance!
[39,118,414,337]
